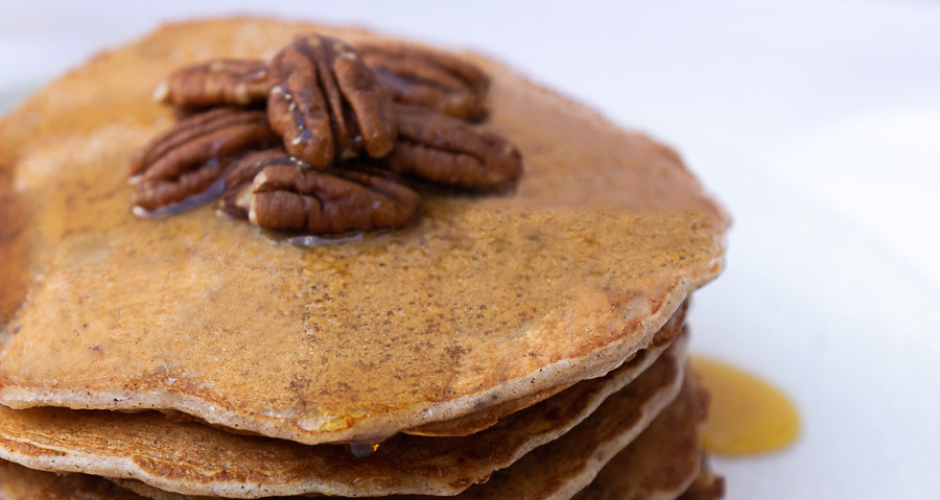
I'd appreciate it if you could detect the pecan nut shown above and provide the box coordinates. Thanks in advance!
[130,108,279,211]
[153,59,271,107]
[268,35,397,169]
[243,162,421,234]
[220,148,305,220]
[383,105,522,190]
[357,42,489,121]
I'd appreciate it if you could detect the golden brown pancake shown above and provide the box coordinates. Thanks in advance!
[0,335,684,498]
[0,171,29,328]
[399,370,702,500]
[0,372,705,500]
[118,365,696,500]
[571,375,709,500]
[0,18,726,446]
[0,461,140,500]
[406,300,688,438]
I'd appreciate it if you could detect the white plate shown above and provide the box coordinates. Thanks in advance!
[687,145,940,499]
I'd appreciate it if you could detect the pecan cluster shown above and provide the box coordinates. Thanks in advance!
[132,34,523,235]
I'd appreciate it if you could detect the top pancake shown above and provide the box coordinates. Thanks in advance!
[0,18,726,445]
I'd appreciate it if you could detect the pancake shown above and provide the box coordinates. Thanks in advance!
[406,300,688,438]
[115,365,697,500]
[0,371,704,500]
[570,375,709,500]
[0,331,684,498]
[0,18,725,446]
[417,372,705,500]
[676,463,725,500]
[0,461,142,500]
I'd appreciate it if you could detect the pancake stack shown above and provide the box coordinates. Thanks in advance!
[0,18,727,500]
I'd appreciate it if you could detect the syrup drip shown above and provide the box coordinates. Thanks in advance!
[348,442,381,459]
[690,356,800,455]
[132,170,228,218]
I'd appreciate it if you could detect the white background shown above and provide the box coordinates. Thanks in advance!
[1,1,939,498]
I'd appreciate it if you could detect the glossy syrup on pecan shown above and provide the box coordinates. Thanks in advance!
[384,104,522,190]
[130,107,278,211]
[220,148,309,220]
[268,35,397,169]
[154,59,272,107]
[246,162,421,234]
[131,34,524,238]
[357,43,490,121]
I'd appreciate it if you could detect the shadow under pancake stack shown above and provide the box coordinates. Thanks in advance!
[0,18,728,500]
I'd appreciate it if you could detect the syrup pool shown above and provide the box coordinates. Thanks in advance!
[690,356,800,456]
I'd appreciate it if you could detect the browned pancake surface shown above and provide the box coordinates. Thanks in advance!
[0,461,141,500]
[0,335,683,498]
[407,301,687,438]
[0,18,725,445]
[0,368,706,500]
[117,356,688,500]
[571,376,710,500]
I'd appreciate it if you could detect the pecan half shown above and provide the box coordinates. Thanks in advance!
[153,59,271,107]
[220,148,305,220]
[268,35,397,169]
[244,163,421,234]
[383,105,522,190]
[357,42,489,121]
[130,108,279,211]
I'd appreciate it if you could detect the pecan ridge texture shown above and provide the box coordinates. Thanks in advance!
[245,160,421,234]
[130,33,523,237]
[154,59,272,107]
[220,148,308,220]
[130,108,279,211]
[357,42,490,121]
[268,35,398,169]
[383,104,522,190]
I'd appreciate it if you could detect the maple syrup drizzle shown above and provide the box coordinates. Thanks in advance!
[690,356,800,455]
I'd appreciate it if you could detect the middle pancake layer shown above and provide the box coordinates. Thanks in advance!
[0,332,686,498]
